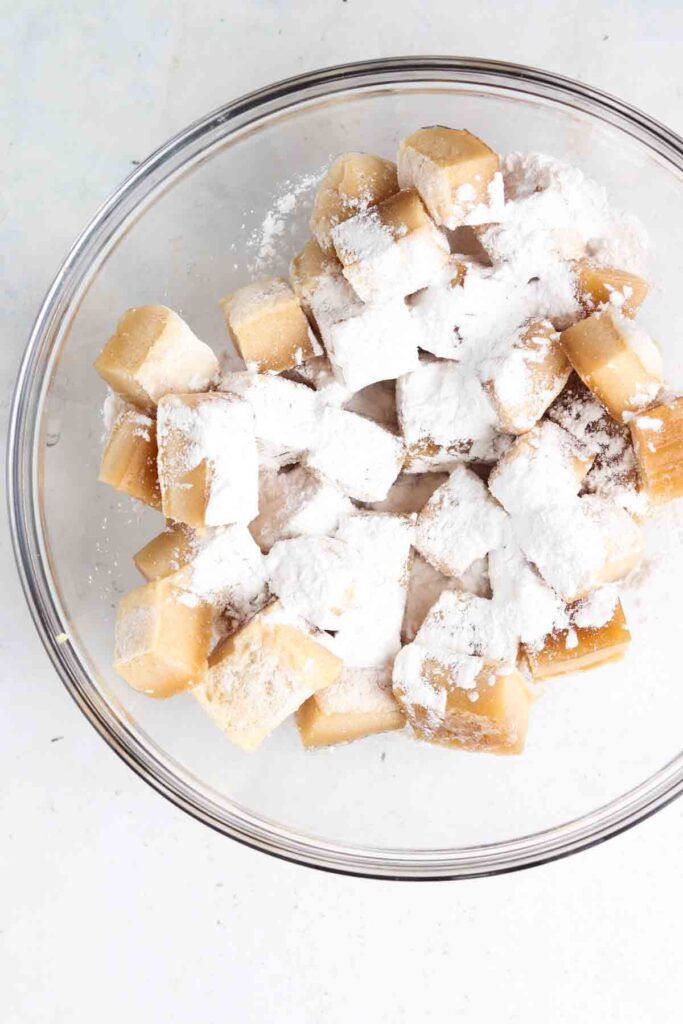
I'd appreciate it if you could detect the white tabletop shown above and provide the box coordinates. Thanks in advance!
[3,3,683,1021]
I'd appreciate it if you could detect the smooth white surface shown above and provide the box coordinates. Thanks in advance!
[2,3,683,1020]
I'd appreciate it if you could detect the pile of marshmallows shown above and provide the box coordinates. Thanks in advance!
[95,126,683,756]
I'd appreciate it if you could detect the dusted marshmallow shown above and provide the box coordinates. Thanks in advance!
[480,318,572,434]
[282,355,351,407]
[296,667,405,748]
[221,371,320,468]
[289,239,343,318]
[526,600,630,679]
[94,305,219,414]
[574,260,648,319]
[488,539,568,650]
[320,513,414,669]
[408,259,469,360]
[397,127,502,230]
[114,578,212,698]
[397,358,499,469]
[265,535,362,630]
[331,188,450,303]
[310,152,399,252]
[630,398,683,505]
[416,590,519,665]
[308,274,421,392]
[582,495,644,587]
[401,553,488,644]
[393,645,530,755]
[560,309,662,422]
[250,466,352,552]
[220,277,320,373]
[134,521,196,580]
[157,392,258,528]
[304,406,405,503]
[192,602,342,751]
[415,464,508,578]
[99,404,160,509]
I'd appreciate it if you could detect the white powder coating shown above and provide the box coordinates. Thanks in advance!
[102,390,126,436]
[220,371,320,456]
[247,170,323,272]
[572,584,620,630]
[397,358,499,463]
[582,494,644,579]
[174,525,269,621]
[408,275,467,360]
[331,205,449,304]
[156,393,259,526]
[320,513,414,668]
[308,275,420,392]
[613,310,663,378]
[488,421,588,516]
[392,644,448,726]
[265,535,361,631]
[367,472,447,515]
[283,356,352,406]
[488,538,568,649]
[402,553,490,644]
[415,590,519,665]
[223,276,295,322]
[304,405,405,502]
[114,604,155,665]
[314,666,397,716]
[416,465,509,578]
[249,466,352,552]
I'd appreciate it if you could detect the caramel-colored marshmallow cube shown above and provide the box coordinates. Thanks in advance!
[575,260,648,319]
[526,601,631,680]
[296,667,405,749]
[99,404,160,509]
[134,521,196,581]
[560,309,662,422]
[393,645,531,755]
[94,305,219,413]
[192,602,342,751]
[157,392,259,528]
[397,127,501,229]
[289,238,342,318]
[483,319,572,434]
[221,277,319,373]
[311,152,399,252]
[630,398,683,505]
[114,578,212,698]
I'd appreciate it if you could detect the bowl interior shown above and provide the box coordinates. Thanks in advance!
[25,68,683,873]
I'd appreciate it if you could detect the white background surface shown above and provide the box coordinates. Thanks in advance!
[3,2,683,1021]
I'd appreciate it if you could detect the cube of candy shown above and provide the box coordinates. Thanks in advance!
[560,309,663,422]
[402,553,490,643]
[114,578,212,697]
[192,602,342,751]
[296,666,405,748]
[310,152,399,252]
[408,259,469,360]
[582,495,644,586]
[304,406,405,503]
[331,188,450,303]
[134,521,195,580]
[416,590,519,665]
[415,464,508,577]
[289,239,342,320]
[397,127,502,229]
[488,420,593,516]
[488,539,568,650]
[220,277,320,373]
[265,535,362,630]
[99,403,160,509]
[221,371,321,468]
[94,305,219,413]
[574,260,648,319]
[321,513,415,668]
[308,274,421,392]
[526,600,630,679]
[480,318,572,434]
[156,392,258,528]
[397,358,499,469]
[393,645,530,754]
[630,398,683,505]
[250,466,352,552]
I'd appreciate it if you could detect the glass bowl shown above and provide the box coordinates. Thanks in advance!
[9,57,683,880]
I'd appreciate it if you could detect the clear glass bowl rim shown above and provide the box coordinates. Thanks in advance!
[8,56,683,881]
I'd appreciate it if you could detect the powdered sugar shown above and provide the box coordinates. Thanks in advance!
[247,171,323,273]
